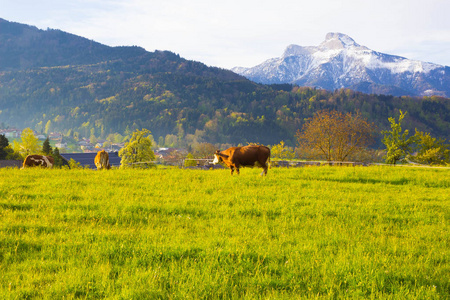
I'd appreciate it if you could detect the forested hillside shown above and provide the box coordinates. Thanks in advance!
[0,18,146,70]
[0,18,449,146]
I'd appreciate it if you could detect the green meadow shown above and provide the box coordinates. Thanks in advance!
[0,166,449,299]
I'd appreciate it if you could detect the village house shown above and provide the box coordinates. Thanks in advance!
[0,128,21,138]
[48,132,62,140]
[55,142,68,149]
[78,139,90,146]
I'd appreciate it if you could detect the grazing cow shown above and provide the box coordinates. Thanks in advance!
[22,155,54,169]
[94,150,111,170]
[213,145,271,175]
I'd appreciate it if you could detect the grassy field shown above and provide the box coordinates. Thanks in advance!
[0,166,449,299]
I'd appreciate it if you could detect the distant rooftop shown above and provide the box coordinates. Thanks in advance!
[0,160,22,168]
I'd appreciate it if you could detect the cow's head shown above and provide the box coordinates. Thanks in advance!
[213,150,228,164]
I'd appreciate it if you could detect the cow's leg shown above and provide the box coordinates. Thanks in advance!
[261,167,268,176]
[260,162,268,176]
[232,162,240,175]
[230,166,234,175]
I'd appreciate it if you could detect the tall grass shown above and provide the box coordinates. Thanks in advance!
[0,166,449,299]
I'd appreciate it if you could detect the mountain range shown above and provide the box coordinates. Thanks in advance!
[233,33,450,97]
[0,18,449,146]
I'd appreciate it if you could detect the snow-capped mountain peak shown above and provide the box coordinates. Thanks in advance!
[233,33,449,97]
[320,32,361,50]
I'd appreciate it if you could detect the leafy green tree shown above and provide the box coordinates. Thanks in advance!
[42,137,53,155]
[158,136,164,147]
[184,153,197,167]
[90,134,97,145]
[13,128,42,158]
[68,158,82,169]
[73,131,80,141]
[381,110,416,165]
[411,130,449,165]
[44,120,52,135]
[164,134,178,148]
[114,133,125,144]
[271,141,295,160]
[107,133,124,144]
[5,146,22,160]
[119,128,156,168]
[124,125,131,136]
[0,134,9,160]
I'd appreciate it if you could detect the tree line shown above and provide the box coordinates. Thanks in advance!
[295,110,449,165]
[2,110,448,167]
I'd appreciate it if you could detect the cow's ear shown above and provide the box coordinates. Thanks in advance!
[215,150,221,154]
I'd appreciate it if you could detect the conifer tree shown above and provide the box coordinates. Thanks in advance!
[52,147,63,168]
[42,137,52,155]
[0,134,9,160]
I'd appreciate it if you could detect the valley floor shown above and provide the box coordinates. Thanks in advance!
[0,166,448,298]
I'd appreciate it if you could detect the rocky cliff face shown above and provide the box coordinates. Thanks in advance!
[233,33,450,97]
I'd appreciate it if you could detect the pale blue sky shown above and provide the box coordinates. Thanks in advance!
[2,0,449,69]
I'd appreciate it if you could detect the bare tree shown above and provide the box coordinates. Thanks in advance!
[193,142,216,159]
[296,110,376,162]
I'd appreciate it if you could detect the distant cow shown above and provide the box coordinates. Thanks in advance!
[94,150,111,170]
[213,145,271,175]
[22,155,54,169]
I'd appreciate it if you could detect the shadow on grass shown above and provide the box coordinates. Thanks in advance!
[0,202,32,210]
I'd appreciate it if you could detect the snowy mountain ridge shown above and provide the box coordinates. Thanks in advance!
[232,33,449,97]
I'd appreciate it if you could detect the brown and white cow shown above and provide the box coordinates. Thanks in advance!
[213,145,271,175]
[22,155,54,168]
[94,150,111,170]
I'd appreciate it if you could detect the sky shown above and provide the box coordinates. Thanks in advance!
[1,0,450,69]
